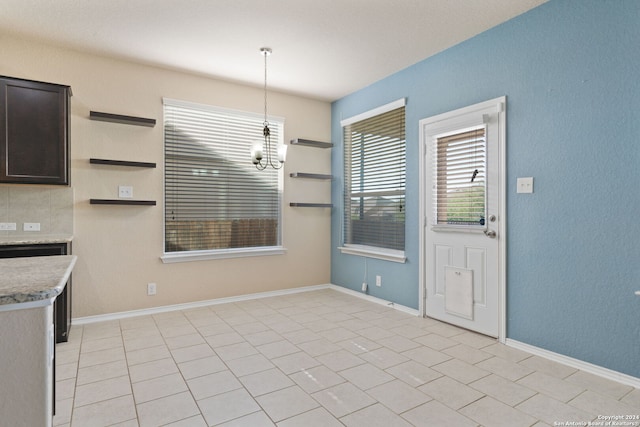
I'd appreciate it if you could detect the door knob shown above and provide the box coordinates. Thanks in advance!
[484,230,496,238]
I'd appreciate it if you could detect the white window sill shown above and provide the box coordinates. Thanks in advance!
[338,245,406,263]
[161,246,287,263]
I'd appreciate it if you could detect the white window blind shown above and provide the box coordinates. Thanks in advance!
[164,99,283,254]
[433,126,486,227]
[343,103,406,251]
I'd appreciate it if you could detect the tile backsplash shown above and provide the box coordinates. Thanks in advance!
[0,186,73,236]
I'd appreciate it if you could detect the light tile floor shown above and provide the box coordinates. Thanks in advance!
[53,289,640,426]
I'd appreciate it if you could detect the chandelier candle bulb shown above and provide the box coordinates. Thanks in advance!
[251,141,264,164]
[278,144,288,163]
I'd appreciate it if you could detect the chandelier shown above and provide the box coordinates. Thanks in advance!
[251,47,287,170]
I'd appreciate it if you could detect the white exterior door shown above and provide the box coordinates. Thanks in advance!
[420,97,506,338]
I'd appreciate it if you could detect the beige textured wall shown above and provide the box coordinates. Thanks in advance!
[1,35,332,317]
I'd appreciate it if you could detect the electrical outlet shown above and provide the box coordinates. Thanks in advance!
[376,275,382,287]
[147,283,157,296]
[119,185,133,199]
[0,222,17,231]
[516,177,534,194]
[361,282,368,292]
[23,222,40,231]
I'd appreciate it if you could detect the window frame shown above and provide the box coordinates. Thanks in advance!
[432,124,488,231]
[423,110,492,235]
[338,98,407,263]
[161,98,286,264]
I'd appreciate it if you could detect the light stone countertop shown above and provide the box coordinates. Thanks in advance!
[0,234,74,246]
[0,255,77,306]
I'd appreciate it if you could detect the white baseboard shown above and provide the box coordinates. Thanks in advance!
[73,283,421,325]
[74,283,419,325]
[328,284,420,316]
[506,339,640,389]
[73,284,332,325]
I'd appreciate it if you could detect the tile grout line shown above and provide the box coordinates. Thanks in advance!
[182,304,276,426]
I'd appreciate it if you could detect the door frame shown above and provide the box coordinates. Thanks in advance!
[418,96,507,343]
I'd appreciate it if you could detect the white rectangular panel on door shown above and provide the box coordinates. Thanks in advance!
[444,266,473,320]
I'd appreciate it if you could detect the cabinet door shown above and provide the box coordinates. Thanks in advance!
[0,77,70,185]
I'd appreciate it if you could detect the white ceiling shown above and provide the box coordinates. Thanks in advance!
[0,0,547,101]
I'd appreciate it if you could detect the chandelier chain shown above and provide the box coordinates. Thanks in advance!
[264,49,269,127]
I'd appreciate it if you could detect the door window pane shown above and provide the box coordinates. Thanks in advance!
[434,127,486,227]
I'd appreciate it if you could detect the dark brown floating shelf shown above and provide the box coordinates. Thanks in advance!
[289,172,332,180]
[90,111,156,127]
[289,203,333,208]
[90,199,156,206]
[90,158,156,168]
[290,138,333,149]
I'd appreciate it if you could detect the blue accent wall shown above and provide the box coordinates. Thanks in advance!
[331,0,640,378]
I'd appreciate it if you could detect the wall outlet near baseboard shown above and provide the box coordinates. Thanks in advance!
[376,275,382,287]
[0,222,17,231]
[361,282,367,292]
[147,283,157,296]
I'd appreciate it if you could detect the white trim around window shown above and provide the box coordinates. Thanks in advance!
[338,245,406,263]
[340,98,406,127]
[341,98,407,259]
[161,246,287,264]
[162,97,286,262]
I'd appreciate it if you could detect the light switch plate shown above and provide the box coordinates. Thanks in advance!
[119,185,133,198]
[517,177,534,193]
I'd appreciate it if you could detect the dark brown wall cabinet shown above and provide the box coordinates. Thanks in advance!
[0,76,71,185]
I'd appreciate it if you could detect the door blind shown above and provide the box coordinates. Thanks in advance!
[433,126,486,227]
[164,99,282,253]
[343,106,406,250]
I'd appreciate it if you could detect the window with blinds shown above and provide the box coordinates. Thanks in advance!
[343,103,406,252]
[164,99,283,254]
[433,126,486,227]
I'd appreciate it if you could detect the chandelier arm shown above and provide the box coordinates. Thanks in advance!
[255,159,267,170]
[266,130,283,170]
